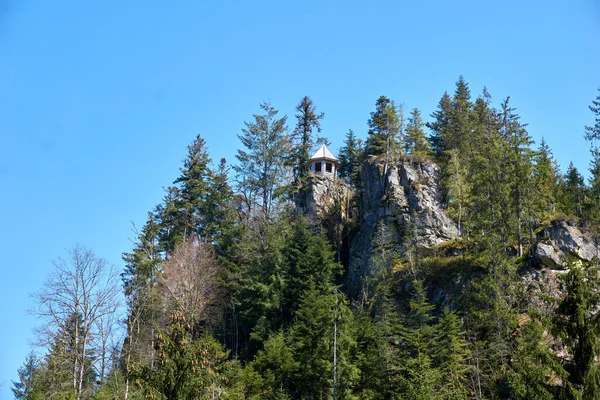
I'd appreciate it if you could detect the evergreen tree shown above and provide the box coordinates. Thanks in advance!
[281,217,342,322]
[500,97,534,256]
[533,138,560,221]
[173,134,213,243]
[135,313,232,400]
[427,92,452,158]
[432,309,471,399]
[291,96,324,183]
[584,88,600,258]
[234,101,291,223]
[404,108,431,156]
[365,96,403,171]
[584,88,600,143]
[12,352,44,400]
[234,219,291,358]
[400,280,441,400]
[338,129,364,189]
[553,261,600,399]
[562,162,586,218]
[204,157,238,252]
[507,316,567,399]
[289,288,357,399]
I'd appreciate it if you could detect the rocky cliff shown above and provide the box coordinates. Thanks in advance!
[346,156,459,294]
[301,156,598,298]
[535,218,598,269]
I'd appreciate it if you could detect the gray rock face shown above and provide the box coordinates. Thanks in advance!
[536,242,566,269]
[348,157,459,294]
[299,175,353,220]
[535,219,598,269]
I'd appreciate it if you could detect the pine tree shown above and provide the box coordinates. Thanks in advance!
[173,134,213,242]
[289,288,357,399]
[365,96,403,166]
[584,88,600,258]
[533,138,560,221]
[432,309,471,399]
[500,97,534,256]
[204,157,238,252]
[12,352,44,400]
[234,101,291,223]
[553,261,600,399]
[400,280,442,400]
[507,316,567,399]
[584,87,600,143]
[338,129,363,189]
[404,108,431,156]
[427,92,452,158]
[135,313,232,400]
[291,96,324,183]
[562,162,586,218]
[281,217,342,323]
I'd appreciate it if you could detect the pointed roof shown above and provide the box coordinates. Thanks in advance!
[309,144,337,161]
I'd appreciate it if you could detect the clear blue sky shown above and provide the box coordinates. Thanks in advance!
[1,0,599,396]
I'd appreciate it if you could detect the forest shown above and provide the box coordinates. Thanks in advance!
[12,77,600,400]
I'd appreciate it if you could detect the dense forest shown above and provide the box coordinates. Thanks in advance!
[12,77,600,399]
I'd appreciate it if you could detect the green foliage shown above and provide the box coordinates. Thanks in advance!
[234,101,291,222]
[365,96,403,158]
[553,262,600,399]
[562,163,586,218]
[338,129,364,189]
[432,309,471,399]
[291,96,324,183]
[533,138,561,221]
[26,84,600,400]
[507,316,567,400]
[12,352,45,400]
[134,314,232,400]
[404,108,431,156]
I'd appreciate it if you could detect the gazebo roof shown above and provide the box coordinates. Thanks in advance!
[309,144,337,161]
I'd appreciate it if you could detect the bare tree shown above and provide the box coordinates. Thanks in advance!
[30,245,121,400]
[161,238,220,326]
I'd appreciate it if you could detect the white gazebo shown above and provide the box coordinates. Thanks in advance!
[309,144,338,177]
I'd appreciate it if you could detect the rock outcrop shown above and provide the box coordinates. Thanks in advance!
[298,175,353,220]
[347,157,459,293]
[535,219,598,269]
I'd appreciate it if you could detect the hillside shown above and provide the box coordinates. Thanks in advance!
[12,83,600,400]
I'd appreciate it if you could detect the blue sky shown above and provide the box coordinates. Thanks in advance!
[1,0,599,396]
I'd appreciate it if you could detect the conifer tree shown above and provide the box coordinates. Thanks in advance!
[553,261,600,399]
[281,217,342,322]
[173,134,213,242]
[12,352,44,400]
[427,92,452,158]
[584,88,600,257]
[204,158,237,251]
[507,317,567,399]
[338,129,363,189]
[404,108,431,156]
[584,88,600,143]
[500,97,534,256]
[234,101,291,223]
[365,96,403,175]
[562,162,586,218]
[432,309,471,399]
[533,138,560,221]
[135,313,232,400]
[400,280,442,400]
[291,96,324,183]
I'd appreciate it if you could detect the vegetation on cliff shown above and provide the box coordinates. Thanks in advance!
[13,82,600,399]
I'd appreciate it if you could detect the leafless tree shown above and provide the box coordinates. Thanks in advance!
[161,238,220,326]
[30,245,121,400]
